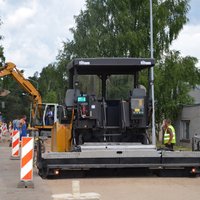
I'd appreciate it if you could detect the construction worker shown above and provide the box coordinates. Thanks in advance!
[13,117,20,130]
[19,115,27,140]
[162,119,176,151]
[0,112,2,122]
[46,108,54,125]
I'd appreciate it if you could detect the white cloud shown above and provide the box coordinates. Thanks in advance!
[170,24,200,67]
[7,6,36,28]
[1,0,200,78]
[0,0,86,77]
[0,0,5,7]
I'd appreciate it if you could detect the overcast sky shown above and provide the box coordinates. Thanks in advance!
[0,0,200,78]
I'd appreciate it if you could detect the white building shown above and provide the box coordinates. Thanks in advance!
[175,86,200,147]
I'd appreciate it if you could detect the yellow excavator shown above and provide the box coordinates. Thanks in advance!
[0,62,66,136]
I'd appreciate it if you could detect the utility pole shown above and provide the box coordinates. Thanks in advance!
[150,0,156,145]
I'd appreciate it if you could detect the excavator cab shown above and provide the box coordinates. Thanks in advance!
[32,103,66,131]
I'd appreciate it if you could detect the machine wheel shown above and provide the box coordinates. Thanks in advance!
[138,133,149,144]
[38,167,48,179]
[78,134,84,145]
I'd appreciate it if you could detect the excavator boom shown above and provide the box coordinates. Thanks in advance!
[0,62,42,106]
[0,62,66,134]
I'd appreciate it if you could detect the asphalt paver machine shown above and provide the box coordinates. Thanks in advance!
[36,58,200,178]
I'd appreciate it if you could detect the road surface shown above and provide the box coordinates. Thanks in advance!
[1,138,200,200]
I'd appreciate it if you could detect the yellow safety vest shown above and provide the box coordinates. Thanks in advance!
[164,125,176,144]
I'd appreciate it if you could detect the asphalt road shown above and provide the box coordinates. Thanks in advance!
[1,138,200,200]
[0,140,52,200]
[47,177,200,200]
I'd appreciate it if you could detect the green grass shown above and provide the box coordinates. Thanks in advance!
[174,145,192,151]
[156,142,192,151]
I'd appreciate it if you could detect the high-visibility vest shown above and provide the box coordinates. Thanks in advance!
[164,125,176,144]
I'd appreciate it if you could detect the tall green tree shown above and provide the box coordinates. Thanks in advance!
[0,76,30,122]
[61,0,189,59]
[0,18,5,65]
[38,62,68,104]
[155,51,200,123]
[57,0,195,128]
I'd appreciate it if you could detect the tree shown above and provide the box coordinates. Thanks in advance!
[38,62,68,104]
[57,0,194,124]
[154,51,200,134]
[0,76,30,122]
[0,18,5,65]
[155,51,200,120]
[61,0,189,59]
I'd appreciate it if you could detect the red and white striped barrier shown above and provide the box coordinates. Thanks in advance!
[2,123,8,136]
[18,137,34,188]
[9,123,13,140]
[10,130,20,159]
[0,127,2,142]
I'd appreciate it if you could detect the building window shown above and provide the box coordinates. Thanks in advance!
[181,120,190,140]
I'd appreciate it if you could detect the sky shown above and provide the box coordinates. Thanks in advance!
[0,0,86,77]
[0,0,200,78]
[170,0,200,65]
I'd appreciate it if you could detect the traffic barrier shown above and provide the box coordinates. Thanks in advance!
[10,130,20,160]
[51,180,100,200]
[2,123,8,136]
[9,123,13,140]
[0,126,2,142]
[17,137,34,188]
